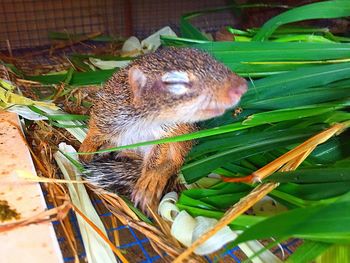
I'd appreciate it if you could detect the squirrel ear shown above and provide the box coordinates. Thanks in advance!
[128,66,147,104]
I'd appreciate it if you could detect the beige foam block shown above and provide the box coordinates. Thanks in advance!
[0,111,63,263]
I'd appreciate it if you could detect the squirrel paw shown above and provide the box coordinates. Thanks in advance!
[79,154,94,163]
[78,143,96,163]
[131,174,165,214]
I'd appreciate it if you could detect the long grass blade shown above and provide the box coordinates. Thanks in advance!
[253,1,350,41]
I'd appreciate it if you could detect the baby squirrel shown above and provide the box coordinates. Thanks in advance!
[79,47,247,212]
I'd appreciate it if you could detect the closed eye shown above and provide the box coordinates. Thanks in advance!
[161,71,192,95]
[166,83,189,95]
[162,71,189,83]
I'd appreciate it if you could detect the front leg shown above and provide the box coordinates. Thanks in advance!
[131,124,195,213]
[132,157,178,212]
[79,118,110,163]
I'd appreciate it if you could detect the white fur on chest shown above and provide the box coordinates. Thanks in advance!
[112,121,168,155]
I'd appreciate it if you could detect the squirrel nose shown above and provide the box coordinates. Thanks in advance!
[227,79,248,102]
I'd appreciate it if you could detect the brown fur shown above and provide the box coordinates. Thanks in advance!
[79,118,108,163]
[132,123,195,211]
[79,47,247,213]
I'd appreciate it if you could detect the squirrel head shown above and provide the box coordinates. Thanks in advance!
[128,47,247,123]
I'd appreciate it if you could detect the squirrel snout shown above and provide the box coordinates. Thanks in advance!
[226,78,248,104]
[228,84,247,99]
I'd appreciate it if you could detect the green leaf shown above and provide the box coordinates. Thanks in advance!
[28,106,89,121]
[179,4,290,40]
[195,42,350,63]
[316,244,350,263]
[188,126,322,158]
[253,1,350,41]
[176,203,265,229]
[178,194,216,210]
[199,192,249,210]
[267,167,350,184]
[180,12,209,40]
[161,35,209,47]
[27,69,116,86]
[120,197,153,224]
[182,183,251,199]
[286,240,330,263]
[273,34,335,43]
[242,63,350,103]
[309,134,350,164]
[277,182,350,201]
[243,101,349,126]
[243,87,350,110]
[179,183,252,211]
[69,57,95,72]
[183,129,314,183]
[247,25,331,36]
[234,191,350,244]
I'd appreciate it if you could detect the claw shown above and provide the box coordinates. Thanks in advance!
[132,193,140,208]
[131,180,162,215]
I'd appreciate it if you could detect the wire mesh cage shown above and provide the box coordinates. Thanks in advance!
[0,0,238,51]
[0,0,126,50]
[49,194,301,263]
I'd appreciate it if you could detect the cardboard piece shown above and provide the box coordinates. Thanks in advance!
[0,111,63,263]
